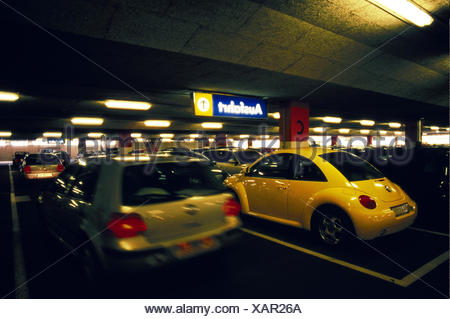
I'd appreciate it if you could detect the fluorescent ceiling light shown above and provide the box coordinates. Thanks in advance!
[379,130,387,135]
[71,117,104,125]
[43,132,62,138]
[312,127,325,133]
[160,133,174,138]
[161,138,173,142]
[430,126,439,130]
[201,122,223,129]
[0,91,19,101]
[360,129,371,134]
[394,131,403,136]
[268,112,280,119]
[388,122,402,128]
[360,120,375,126]
[338,128,350,134]
[104,99,151,110]
[261,135,270,139]
[323,116,342,124]
[240,134,250,138]
[368,0,433,27]
[144,120,171,127]
[130,133,142,138]
[189,134,200,138]
[0,131,12,137]
[87,132,104,138]
[208,138,215,142]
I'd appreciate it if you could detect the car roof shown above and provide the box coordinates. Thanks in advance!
[81,153,209,166]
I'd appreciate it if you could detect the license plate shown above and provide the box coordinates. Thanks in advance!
[392,203,410,217]
[172,237,218,258]
[37,173,53,178]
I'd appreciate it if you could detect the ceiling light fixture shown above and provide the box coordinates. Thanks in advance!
[160,133,174,138]
[144,120,171,127]
[360,129,371,135]
[71,117,104,125]
[379,130,387,135]
[430,126,439,130]
[104,99,151,110]
[312,127,325,133]
[239,134,250,139]
[323,116,342,124]
[0,131,12,137]
[130,133,142,138]
[268,112,280,119]
[43,132,62,138]
[360,120,375,126]
[338,128,350,134]
[388,122,402,128]
[201,122,223,129]
[0,91,19,101]
[367,0,433,27]
[189,134,200,138]
[87,132,104,138]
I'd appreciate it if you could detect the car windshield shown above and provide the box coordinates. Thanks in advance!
[320,151,384,182]
[203,150,234,163]
[234,150,261,164]
[25,154,60,165]
[122,162,227,205]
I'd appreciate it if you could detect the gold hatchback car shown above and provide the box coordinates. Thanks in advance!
[225,148,417,245]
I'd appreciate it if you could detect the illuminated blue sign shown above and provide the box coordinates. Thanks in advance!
[193,92,267,119]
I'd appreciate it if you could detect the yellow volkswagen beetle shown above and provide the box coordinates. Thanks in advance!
[225,148,417,245]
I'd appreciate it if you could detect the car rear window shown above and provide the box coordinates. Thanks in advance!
[235,150,261,164]
[25,154,60,165]
[122,162,227,205]
[319,151,384,181]
[203,150,234,163]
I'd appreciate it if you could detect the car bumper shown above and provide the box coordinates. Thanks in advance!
[99,227,242,273]
[24,172,60,179]
[352,201,417,240]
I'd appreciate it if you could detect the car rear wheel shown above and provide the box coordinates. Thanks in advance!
[314,208,354,246]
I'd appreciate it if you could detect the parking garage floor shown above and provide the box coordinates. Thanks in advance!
[0,164,448,299]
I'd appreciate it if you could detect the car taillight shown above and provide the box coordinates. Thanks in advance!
[56,163,64,172]
[23,165,31,174]
[359,195,376,209]
[107,213,147,238]
[222,198,241,217]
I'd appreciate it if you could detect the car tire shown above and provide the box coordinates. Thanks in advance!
[313,207,355,246]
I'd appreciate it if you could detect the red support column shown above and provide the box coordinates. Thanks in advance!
[216,133,226,147]
[331,135,338,146]
[367,135,373,147]
[279,101,309,149]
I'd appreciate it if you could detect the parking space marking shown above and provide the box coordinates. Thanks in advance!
[241,228,403,286]
[242,228,450,290]
[409,227,449,238]
[400,251,449,287]
[15,195,31,203]
[8,166,29,299]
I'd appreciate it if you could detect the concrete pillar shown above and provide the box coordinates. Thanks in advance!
[279,101,309,149]
[405,119,422,148]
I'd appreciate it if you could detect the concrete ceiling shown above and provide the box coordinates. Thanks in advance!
[0,0,448,135]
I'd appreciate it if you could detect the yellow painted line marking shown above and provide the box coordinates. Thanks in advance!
[241,228,403,286]
[400,251,449,287]
[9,165,29,298]
[409,227,449,238]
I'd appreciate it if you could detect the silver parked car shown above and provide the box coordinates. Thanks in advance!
[202,148,262,175]
[37,155,241,278]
